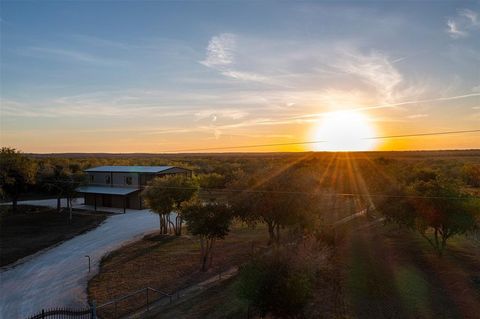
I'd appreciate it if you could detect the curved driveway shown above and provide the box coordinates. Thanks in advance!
[1,199,159,318]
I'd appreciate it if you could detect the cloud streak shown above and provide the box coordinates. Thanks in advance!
[19,46,126,66]
[291,92,480,120]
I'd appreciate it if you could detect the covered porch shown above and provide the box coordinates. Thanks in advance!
[76,186,142,213]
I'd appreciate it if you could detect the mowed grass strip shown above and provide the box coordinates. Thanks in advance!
[0,205,107,266]
[88,223,267,318]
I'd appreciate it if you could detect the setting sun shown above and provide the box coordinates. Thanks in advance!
[312,111,377,151]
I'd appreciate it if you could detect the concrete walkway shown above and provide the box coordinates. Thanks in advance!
[0,199,159,318]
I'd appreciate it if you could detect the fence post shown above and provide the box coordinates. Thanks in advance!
[146,288,149,311]
[114,300,117,319]
[91,300,97,319]
[41,309,45,319]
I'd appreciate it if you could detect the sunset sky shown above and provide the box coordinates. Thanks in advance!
[1,1,479,153]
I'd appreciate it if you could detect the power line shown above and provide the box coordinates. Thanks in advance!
[163,129,480,153]
[146,185,479,200]
[363,129,480,140]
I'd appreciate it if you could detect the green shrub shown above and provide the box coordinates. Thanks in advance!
[237,251,314,318]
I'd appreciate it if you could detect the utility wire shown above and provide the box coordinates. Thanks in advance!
[146,185,480,200]
[73,128,480,200]
[163,129,480,153]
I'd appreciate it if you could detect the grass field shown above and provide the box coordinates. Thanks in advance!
[339,220,480,319]
[88,222,269,318]
[156,217,477,319]
[0,205,107,267]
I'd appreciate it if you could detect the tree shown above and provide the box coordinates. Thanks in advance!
[229,168,319,245]
[379,170,479,256]
[0,147,36,213]
[182,199,232,271]
[237,251,314,318]
[141,175,198,235]
[407,177,478,256]
[197,173,226,200]
[462,164,480,187]
[40,165,71,213]
[198,173,226,189]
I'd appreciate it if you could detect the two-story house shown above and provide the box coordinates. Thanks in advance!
[76,166,192,212]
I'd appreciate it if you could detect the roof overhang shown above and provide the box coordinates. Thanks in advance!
[75,186,139,196]
[84,166,182,174]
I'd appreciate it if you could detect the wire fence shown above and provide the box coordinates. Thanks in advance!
[26,306,95,319]
[96,287,173,318]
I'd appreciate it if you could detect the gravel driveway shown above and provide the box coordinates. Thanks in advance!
[0,199,159,318]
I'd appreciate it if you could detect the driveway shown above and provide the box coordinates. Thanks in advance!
[0,199,159,318]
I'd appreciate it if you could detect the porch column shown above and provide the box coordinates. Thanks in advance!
[94,195,97,212]
[123,196,126,214]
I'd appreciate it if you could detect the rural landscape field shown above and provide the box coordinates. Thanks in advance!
[1,1,480,319]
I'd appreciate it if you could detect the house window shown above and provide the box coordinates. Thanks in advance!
[105,175,111,185]
[125,176,133,185]
[89,175,94,183]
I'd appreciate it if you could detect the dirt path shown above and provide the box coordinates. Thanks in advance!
[338,219,480,319]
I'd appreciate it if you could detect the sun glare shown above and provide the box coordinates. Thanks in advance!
[312,111,377,151]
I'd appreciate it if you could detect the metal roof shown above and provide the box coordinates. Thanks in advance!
[84,166,174,173]
[76,186,139,195]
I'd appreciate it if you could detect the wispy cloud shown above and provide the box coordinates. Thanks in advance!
[200,33,236,67]
[447,19,468,38]
[460,9,479,26]
[220,70,269,82]
[1,89,261,120]
[199,33,272,83]
[71,34,132,50]
[19,46,125,66]
[406,113,429,119]
[290,92,480,120]
[447,9,480,38]
[334,49,404,102]
[194,108,249,122]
